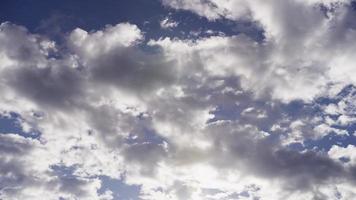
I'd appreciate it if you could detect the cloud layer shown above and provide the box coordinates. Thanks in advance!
[1,0,356,199]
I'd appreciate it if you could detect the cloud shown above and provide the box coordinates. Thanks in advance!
[160,17,179,29]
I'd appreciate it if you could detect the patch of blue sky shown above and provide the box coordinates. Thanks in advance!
[125,126,167,146]
[51,164,141,200]
[303,134,356,151]
[144,9,264,41]
[98,176,141,200]
[51,164,79,179]
[0,112,41,139]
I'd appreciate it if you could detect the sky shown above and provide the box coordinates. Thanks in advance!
[1,0,356,199]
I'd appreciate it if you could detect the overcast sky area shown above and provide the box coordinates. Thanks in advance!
[1,0,356,199]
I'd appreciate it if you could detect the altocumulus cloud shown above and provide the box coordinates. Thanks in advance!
[1,0,356,199]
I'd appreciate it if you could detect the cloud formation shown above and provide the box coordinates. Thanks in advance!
[0,0,356,199]
[161,0,356,102]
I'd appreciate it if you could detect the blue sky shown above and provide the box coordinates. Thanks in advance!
[1,0,356,200]
[0,0,263,41]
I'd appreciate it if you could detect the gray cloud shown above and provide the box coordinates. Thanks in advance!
[88,47,177,95]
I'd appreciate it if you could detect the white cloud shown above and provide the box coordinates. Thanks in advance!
[329,144,356,165]
[160,17,179,29]
[69,23,143,56]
